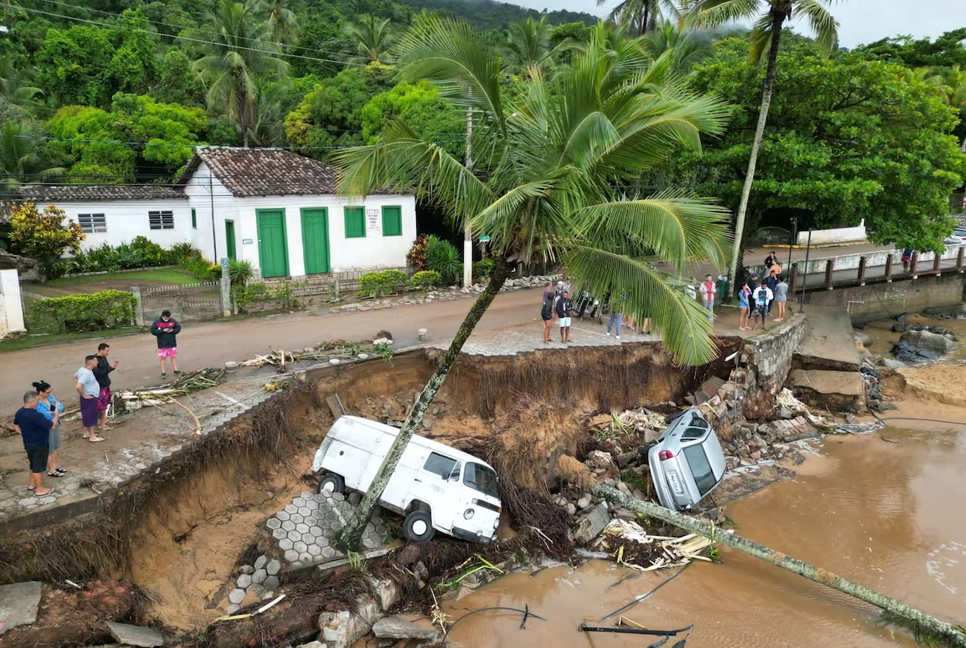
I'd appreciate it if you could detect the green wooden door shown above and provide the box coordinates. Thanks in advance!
[256,209,288,278]
[301,208,330,275]
[225,220,237,261]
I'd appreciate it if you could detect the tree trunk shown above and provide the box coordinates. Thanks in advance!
[726,14,785,299]
[592,485,966,648]
[337,254,514,551]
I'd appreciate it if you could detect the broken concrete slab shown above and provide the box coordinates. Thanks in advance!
[105,621,167,647]
[573,501,610,545]
[0,581,42,636]
[372,615,441,641]
[789,369,865,413]
[318,610,371,648]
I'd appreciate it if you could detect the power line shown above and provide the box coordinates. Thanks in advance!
[12,134,467,148]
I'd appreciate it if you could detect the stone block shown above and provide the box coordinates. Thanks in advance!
[105,622,171,648]
[374,579,402,611]
[266,559,281,575]
[228,589,246,605]
[573,501,610,545]
[252,569,267,585]
[236,574,252,589]
[0,581,42,636]
[254,555,267,570]
[263,575,280,591]
[372,616,441,641]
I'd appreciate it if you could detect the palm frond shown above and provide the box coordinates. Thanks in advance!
[794,0,839,55]
[689,0,762,28]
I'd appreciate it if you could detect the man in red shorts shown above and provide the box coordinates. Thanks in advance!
[151,309,182,378]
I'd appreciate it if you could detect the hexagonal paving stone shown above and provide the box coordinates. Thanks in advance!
[287,530,301,542]
[321,546,337,559]
[301,532,314,544]
[266,559,281,576]
[309,526,324,538]
[307,544,322,557]
[290,513,304,525]
[272,528,287,540]
[299,552,313,563]
[285,504,298,514]
[323,510,337,521]
[266,518,281,530]
[304,498,319,510]
[228,589,246,604]
[276,510,290,522]
[294,541,307,553]
[298,505,312,516]
[281,520,295,532]
[264,576,280,590]
[293,497,305,507]
[283,549,299,563]
[317,536,331,547]
[295,523,309,534]
[278,538,293,551]
[252,569,267,585]
[237,574,253,589]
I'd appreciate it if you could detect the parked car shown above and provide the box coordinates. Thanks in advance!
[646,408,727,511]
[312,416,502,544]
[943,226,966,246]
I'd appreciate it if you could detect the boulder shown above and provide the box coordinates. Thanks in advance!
[878,357,908,369]
[891,340,938,363]
[900,330,955,355]
[573,501,610,545]
[318,610,372,648]
[372,616,441,641]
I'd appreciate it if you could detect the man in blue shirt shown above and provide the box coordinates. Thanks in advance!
[13,391,54,496]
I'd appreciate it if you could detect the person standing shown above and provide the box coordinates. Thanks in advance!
[764,250,778,272]
[151,309,182,378]
[606,293,624,340]
[901,248,913,272]
[33,380,65,477]
[698,274,716,323]
[13,391,54,496]
[94,342,118,432]
[764,270,780,316]
[752,283,773,330]
[75,355,103,443]
[540,290,554,343]
[555,289,573,343]
[738,282,751,331]
[774,276,789,322]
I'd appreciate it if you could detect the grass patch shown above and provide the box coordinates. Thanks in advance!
[0,327,141,352]
[47,268,198,289]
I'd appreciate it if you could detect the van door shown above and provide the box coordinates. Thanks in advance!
[407,451,462,533]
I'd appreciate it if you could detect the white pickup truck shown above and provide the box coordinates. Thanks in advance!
[312,416,502,543]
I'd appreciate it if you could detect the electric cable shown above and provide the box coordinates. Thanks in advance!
[444,605,547,638]
[599,561,693,621]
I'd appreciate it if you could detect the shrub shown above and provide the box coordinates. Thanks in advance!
[358,269,408,298]
[425,236,462,284]
[473,258,495,282]
[234,281,296,313]
[167,242,196,265]
[8,202,85,279]
[29,290,138,333]
[409,270,442,290]
[228,259,254,286]
[407,234,431,271]
[129,236,167,266]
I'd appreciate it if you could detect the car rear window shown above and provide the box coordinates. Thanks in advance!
[683,445,718,496]
[464,462,500,499]
[423,452,460,480]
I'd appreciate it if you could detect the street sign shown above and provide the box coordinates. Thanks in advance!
[220,258,229,267]
[478,236,491,242]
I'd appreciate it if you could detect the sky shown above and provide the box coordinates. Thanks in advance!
[514,0,963,49]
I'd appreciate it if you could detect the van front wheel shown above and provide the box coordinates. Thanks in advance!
[317,473,345,495]
[402,510,435,543]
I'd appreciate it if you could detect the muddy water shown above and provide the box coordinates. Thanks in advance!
[444,414,966,647]
[863,313,966,362]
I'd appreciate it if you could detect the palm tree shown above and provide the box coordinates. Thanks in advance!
[343,14,396,67]
[332,16,733,551]
[599,0,684,36]
[192,0,288,147]
[0,122,65,190]
[689,0,842,296]
[0,54,43,112]
[505,15,574,73]
[642,20,714,74]
[251,0,299,48]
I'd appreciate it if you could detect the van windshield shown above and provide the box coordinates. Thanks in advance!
[683,445,718,496]
[464,462,500,499]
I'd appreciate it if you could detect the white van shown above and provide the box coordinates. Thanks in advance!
[311,416,502,544]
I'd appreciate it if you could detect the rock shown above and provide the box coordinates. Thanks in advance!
[854,330,872,345]
[573,501,610,545]
[565,503,576,517]
[374,579,402,610]
[616,481,631,495]
[266,559,281,575]
[900,330,955,355]
[891,340,937,363]
[778,406,794,420]
[297,642,326,648]
[372,616,441,641]
[237,574,253,589]
[421,419,433,431]
[585,450,613,470]
[105,622,168,647]
[254,555,268,570]
[576,495,592,509]
[239,565,254,575]
[413,562,429,581]
[318,610,372,648]
[0,581,42,636]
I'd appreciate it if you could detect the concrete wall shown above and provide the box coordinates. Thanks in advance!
[182,161,417,276]
[736,314,808,418]
[796,221,867,246]
[802,244,965,274]
[33,199,193,251]
[802,273,966,324]
[0,269,26,339]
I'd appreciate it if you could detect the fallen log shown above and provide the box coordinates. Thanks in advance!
[592,484,966,648]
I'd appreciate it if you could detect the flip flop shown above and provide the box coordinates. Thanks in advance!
[35,488,55,497]
[55,468,67,475]
[47,471,63,478]
[27,485,35,492]
[89,436,105,443]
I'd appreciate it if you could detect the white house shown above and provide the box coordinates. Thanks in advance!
[176,147,418,278]
[3,147,418,279]
[14,185,191,251]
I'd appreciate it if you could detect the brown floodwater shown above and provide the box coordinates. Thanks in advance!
[443,413,966,647]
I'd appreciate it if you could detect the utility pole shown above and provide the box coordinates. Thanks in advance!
[463,108,473,288]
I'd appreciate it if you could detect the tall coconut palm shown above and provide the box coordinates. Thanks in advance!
[0,54,43,112]
[251,0,300,49]
[332,16,733,551]
[505,15,574,73]
[690,0,842,295]
[599,0,684,36]
[642,20,714,74]
[0,122,65,190]
[193,0,288,147]
[343,14,396,67]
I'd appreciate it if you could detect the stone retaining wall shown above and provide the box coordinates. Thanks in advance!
[735,315,808,419]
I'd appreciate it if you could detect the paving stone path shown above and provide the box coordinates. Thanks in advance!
[434,320,660,356]
[267,491,388,569]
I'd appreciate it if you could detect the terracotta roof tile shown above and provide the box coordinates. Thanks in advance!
[185,148,339,197]
[16,185,186,202]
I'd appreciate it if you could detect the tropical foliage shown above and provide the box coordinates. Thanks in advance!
[7,202,84,277]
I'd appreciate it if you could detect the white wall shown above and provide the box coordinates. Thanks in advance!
[796,220,867,246]
[182,160,238,262]
[36,199,192,251]
[0,269,26,339]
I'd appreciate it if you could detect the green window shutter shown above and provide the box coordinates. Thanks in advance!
[344,206,365,238]
[191,208,197,229]
[382,206,402,237]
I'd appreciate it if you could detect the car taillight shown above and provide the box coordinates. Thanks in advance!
[659,450,674,461]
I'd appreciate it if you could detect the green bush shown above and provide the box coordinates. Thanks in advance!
[425,237,462,284]
[234,281,296,313]
[407,234,430,271]
[167,242,196,265]
[409,270,442,289]
[473,258,495,282]
[29,290,138,333]
[358,269,408,298]
[228,259,254,286]
[68,239,195,274]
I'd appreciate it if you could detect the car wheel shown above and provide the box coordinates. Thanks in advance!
[402,510,435,543]
[317,473,345,495]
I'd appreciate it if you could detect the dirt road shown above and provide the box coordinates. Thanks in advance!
[1,289,544,413]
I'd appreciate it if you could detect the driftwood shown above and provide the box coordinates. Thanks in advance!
[593,484,966,648]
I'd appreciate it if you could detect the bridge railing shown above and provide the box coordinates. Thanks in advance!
[788,245,966,293]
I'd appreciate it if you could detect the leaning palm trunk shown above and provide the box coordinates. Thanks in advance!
[337,255,513,551]
[594,484,966,647]
[726,15,785,297]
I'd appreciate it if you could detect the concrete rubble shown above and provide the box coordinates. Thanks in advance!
[372,615,441,641]
[105,621,168,647]
[0,581,42,636]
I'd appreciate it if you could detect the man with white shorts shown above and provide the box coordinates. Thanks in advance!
[555,289,573,343]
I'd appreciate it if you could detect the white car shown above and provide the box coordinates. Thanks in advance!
[312,416,502,543]
[943,226,966,246]
[647,408,727,511]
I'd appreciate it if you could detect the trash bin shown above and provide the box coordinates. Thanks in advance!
[717,275,729,301]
